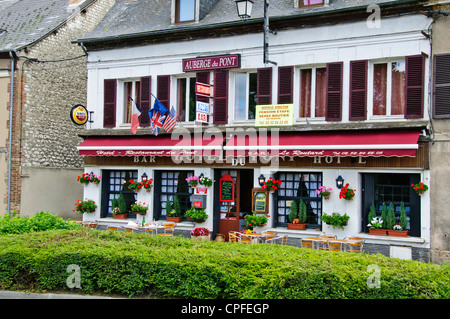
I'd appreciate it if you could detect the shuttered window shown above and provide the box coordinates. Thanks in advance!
[139,76,151,127]
[278,66,294,104]
[405,55,425,119]
[213,70,228,124]
[325,62,343,121]
[257,68,272,105]
[157,75,171,110]
[349,60,368,120]
[196,72,210,123]
[103,79,117,128]
[433,53,450,118]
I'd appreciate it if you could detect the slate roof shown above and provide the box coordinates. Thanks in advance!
[0,0,95,52]
[80,0,419,43]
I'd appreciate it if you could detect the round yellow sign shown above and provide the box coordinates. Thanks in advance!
[70,104,88,125]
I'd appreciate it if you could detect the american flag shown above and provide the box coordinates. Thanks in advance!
[163,106,177,133]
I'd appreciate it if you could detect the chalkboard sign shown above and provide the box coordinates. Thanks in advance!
[220,174,235,202]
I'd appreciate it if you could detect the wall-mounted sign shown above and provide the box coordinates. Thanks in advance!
[196,112,208,123]
[70,104,89,125]
[252,188,269,214]
[219,174,235,202]
[183,54,240,72]
[196,82,212,96]
[196,101,210,114]
[255,104,294,127]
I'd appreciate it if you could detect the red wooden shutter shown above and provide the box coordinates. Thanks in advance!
[278,66,294,104]
[433,54,450,118]
[349,60,368,120]
[257,68,272,105]
[139,76,151,126]
[405,55,425,119]
[213,70,228,124]
[103,79,117,128]
[326,62,343,121]
[157,75,171,111]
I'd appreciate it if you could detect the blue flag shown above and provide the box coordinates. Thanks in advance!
[149,94,168,120]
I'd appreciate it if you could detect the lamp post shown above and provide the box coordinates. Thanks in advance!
[235,0,277,65]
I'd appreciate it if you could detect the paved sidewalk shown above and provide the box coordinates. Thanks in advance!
[0,290,120,299]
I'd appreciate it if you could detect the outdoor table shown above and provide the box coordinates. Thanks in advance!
[122,225,166,234]
[305,237,362,251]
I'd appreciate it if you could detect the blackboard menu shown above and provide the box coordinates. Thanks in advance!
[220,174,235,202]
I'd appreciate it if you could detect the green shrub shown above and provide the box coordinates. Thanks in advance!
[0,229,448,299]
[0,212,81,235]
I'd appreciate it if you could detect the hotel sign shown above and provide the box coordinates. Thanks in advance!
[183,54,240,72]
[255,104,294,127]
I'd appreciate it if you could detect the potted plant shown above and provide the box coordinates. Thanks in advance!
[367,216,386,235]
[190,227,211,241]
[244,213,269,229]
[128,179,141,192]
[131,201,148,215]
[142,179,154,192]
[73,198,97,214]
[262,177,282,192]
[166,196,182,222]
[186,175,199,188]
[339,183,355,200]
[321,212,350,230]
[388,202,409,237]
[287,199,307,230]
[111,194,127,219]
[316,186,332,199]
[385,202,396,232]
[199,175,213,187]
[77,172,101,185]
[185,205,208,222]
[411,181,428,195]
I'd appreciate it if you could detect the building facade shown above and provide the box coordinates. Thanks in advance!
[78,0,434,261]
[0,0,115,218]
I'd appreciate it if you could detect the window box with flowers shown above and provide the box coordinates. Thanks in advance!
[387,202,409,237]
[262,177,282,192]
[131,202,148,215]
[339,183,356,200]
[199,175,213,187]
[185,205,208,222]
[73,199,97,215]
[287,199,307,230]
[111,194,127,219]
[186,175,200,188]
[77,172,101,185]
[316,186,332,199]
[128,179,153,192]
[190,227,211,241]
[411,181,428,195]
[321,212,350,230]
[165,196,182,222]
[244,213,269,229]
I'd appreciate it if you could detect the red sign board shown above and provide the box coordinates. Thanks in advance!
[219,174,235,203]
[183,54,240,72]
[196,82,211,96]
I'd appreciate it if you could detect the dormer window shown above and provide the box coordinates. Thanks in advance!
[176,0,196,23]
[299,0,324,8]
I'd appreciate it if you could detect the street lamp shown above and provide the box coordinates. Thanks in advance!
[234,0,277,65]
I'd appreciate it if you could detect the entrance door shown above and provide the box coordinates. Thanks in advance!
[213,169,253,240]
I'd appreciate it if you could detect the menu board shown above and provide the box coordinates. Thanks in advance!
[252,188,269,214]
[220,174,235,202]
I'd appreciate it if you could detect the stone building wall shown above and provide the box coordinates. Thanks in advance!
[8,0,115,217]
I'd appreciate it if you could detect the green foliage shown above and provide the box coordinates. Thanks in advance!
[184,205,208,221]
[368,201,377,222]
[172,195,181,217]
[399,202,408,230]
[0,229,448,299]
[321,212,350,230]
[298,199,307,224]
[386,202,396,230]
[0,212,81,235]
[244,213,268,228]
[380,202,388,229]
[288,200,298,223]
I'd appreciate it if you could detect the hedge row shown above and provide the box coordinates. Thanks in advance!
[0,229,449,298]
[0,212,81,234]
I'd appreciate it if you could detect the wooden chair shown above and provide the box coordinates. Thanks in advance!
[229,231,240,242]
[266,235,287,245]
[239,234,256,244]
[263,231,277,240]
[319,235,337,250]
[144,228,156,235]
[348,236,363,241]
[106,226,118,231]
[123,227,134,233]
[301,239,314,249]
[86,222,98,229]
[328,241,343,252]
[159,222,175,236]
[347,241,363,253]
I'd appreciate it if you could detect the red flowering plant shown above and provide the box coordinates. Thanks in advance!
[73,199,97,214]
[127,179,153,192]
[77,172,101,185]
[339,183,356,200]
[190,227,210,237]
[411,182,428,194]
[262,177,282,191]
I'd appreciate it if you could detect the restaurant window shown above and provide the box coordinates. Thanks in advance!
[175,0,196,23]
[123,80,141,123]
[234,72,257,121]
[372,61,406,116]
[299,67,327,118]
[100,170,138,218]
[299,0,324,8]
[274,172,323,228]
[154,170,194,220]
[177,77,196,122]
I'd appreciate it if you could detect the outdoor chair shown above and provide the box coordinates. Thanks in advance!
[327,241,343,252]
[347,241,363,253]
[301,239,314,249]
[123,227,135,233]
[239,234,258,244]
[265,235,287,245]
[106,226,118,231]
[229,231,240,242]
[144,228,156,235]
[159,222,175,236]
[85,222,98,229]
[319,235,337,250]
[263,231,277,240]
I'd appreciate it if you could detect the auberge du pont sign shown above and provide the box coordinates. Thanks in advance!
[183,54,240,72]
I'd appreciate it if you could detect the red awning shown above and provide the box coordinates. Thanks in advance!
[78,134,225,157]
[223,130,420,158]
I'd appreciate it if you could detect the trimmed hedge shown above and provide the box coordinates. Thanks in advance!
[0,212,81,234]
[0,229,449,298]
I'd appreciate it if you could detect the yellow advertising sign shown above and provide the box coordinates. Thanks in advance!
[255,104,294,127]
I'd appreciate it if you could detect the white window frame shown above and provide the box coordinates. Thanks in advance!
[174,75,196,124]
[231,71,257,124]
[117,79,141,127]
[295,65,327,122]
